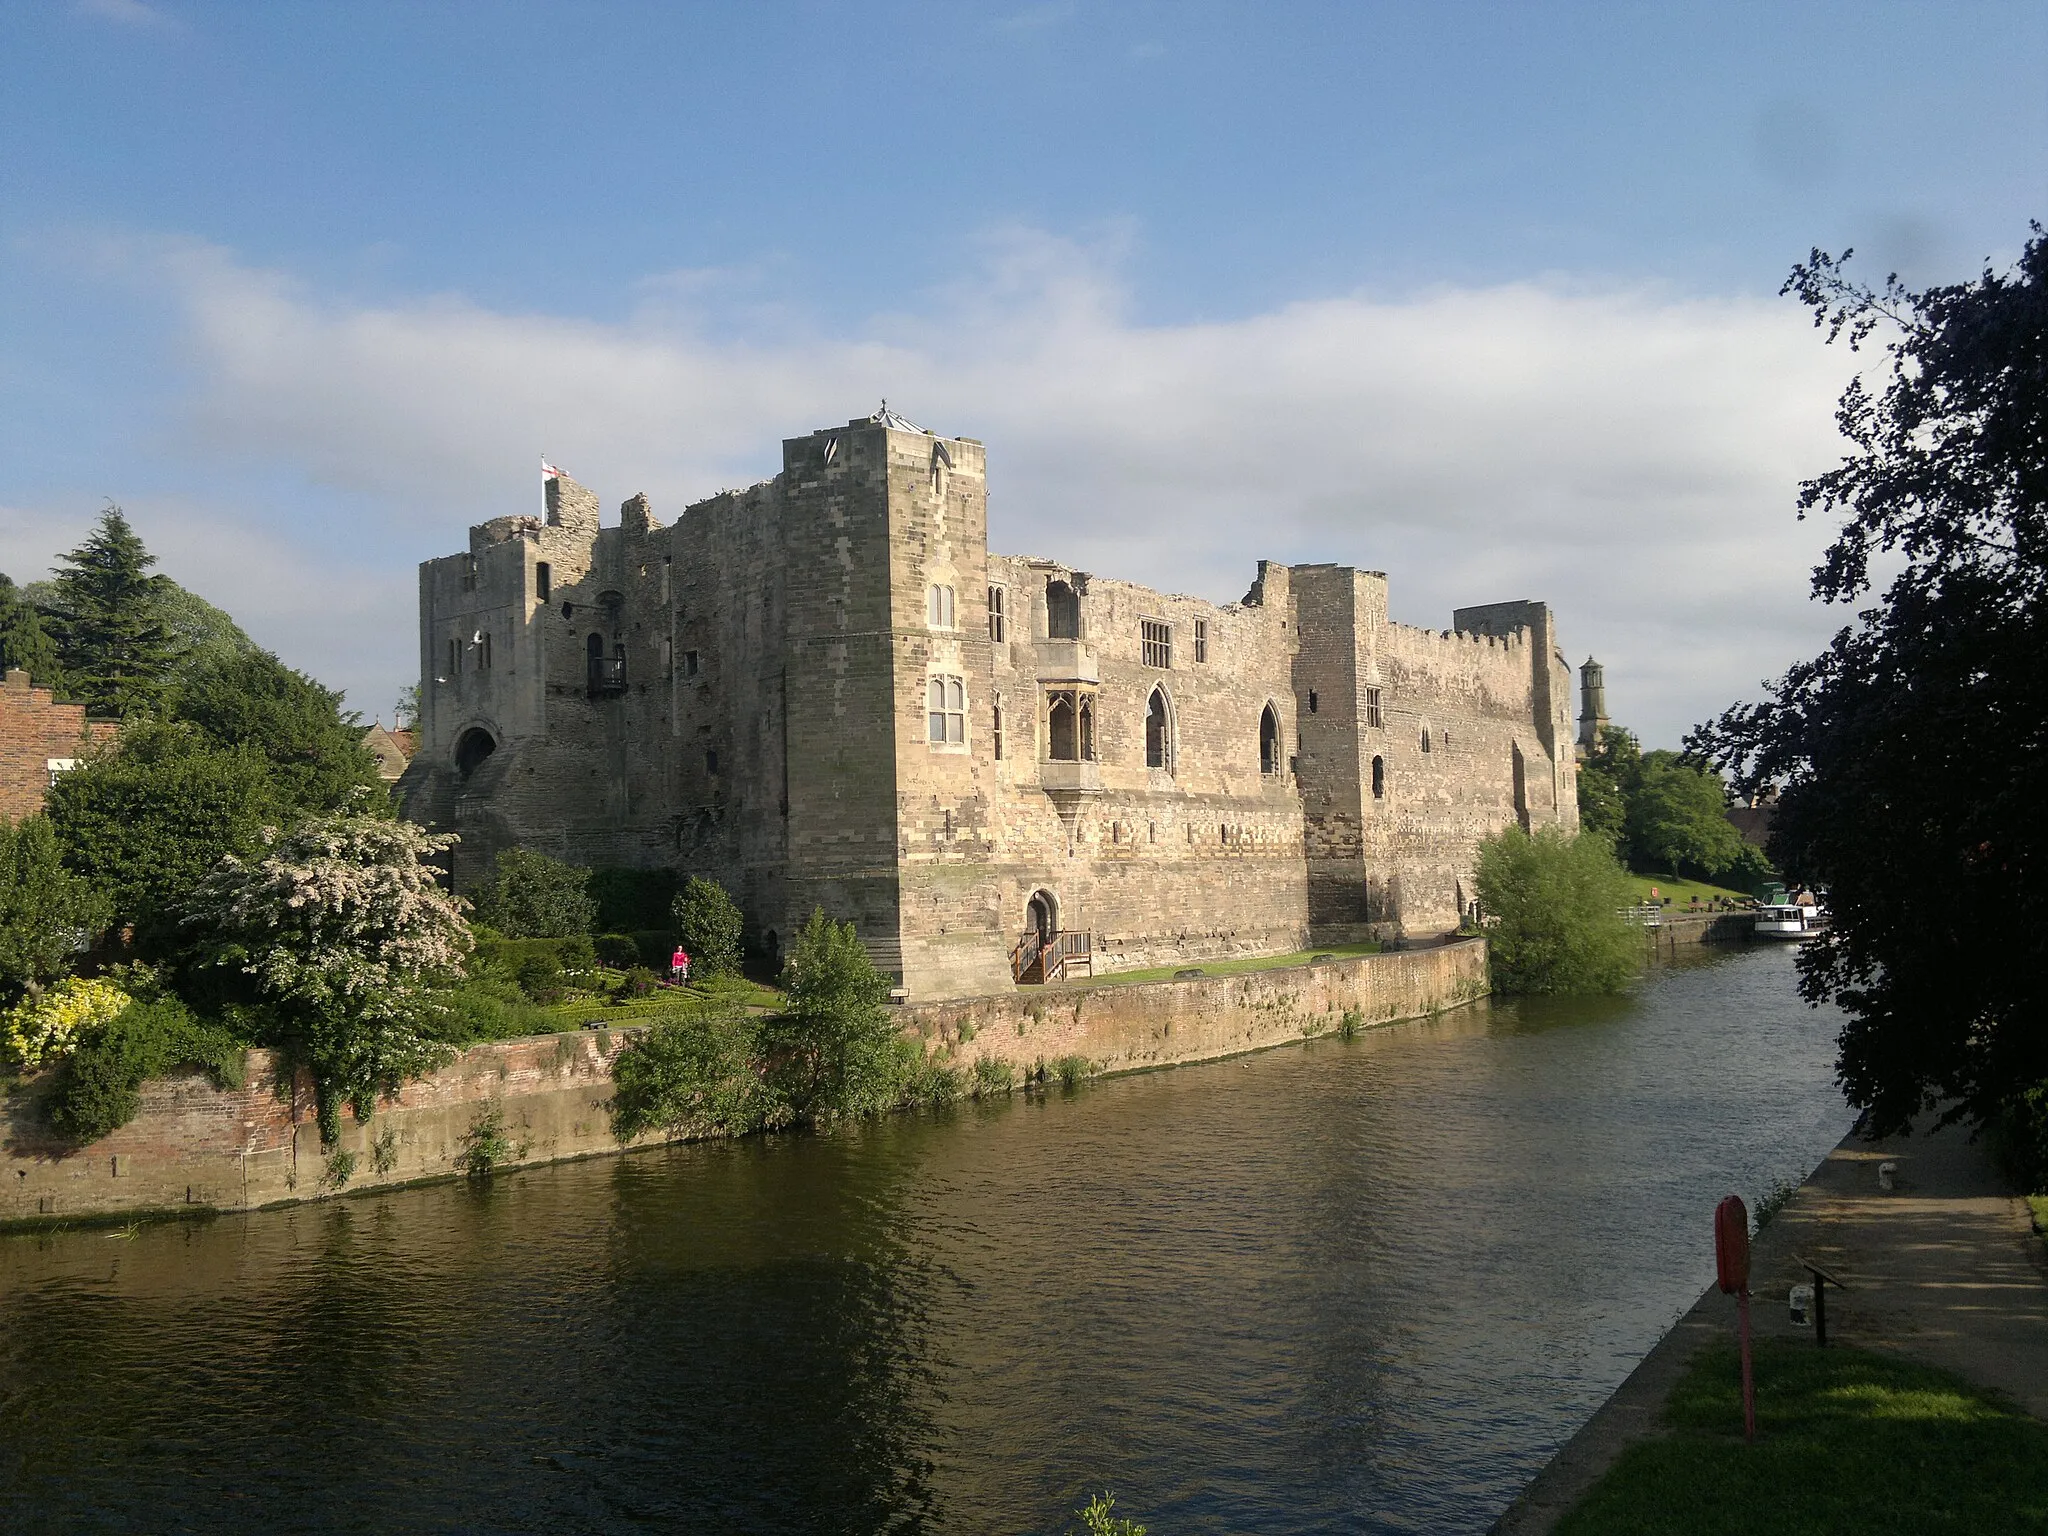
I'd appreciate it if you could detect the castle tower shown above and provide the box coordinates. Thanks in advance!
[1577,656,1610,755]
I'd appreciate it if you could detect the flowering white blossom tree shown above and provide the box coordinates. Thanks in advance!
[185,809,468,1140]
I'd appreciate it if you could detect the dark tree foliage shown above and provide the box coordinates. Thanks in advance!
[671,876,744,979]
[1689,229,2048,1137]
[170,648,382,816]
[0,817,108,1004]
[470,848,597,938]
[45,722,281,950]
[0,574,62,690]
[1574,725,1637,846]
[45,506,182,718]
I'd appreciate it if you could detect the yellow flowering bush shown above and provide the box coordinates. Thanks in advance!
[4,977,132,1071]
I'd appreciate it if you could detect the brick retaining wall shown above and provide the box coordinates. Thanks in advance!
[0,940,1487,1227]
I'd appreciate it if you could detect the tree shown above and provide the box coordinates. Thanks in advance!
[171,648,382,816]
[608,1006,770,1140]
[470,848,597,938]
[1574,725,1641,849]
[45,506,181,717]
[1625,751,1747,880]
[46,722,281,948]
[672,876,744,979]
[1689,229,2048,1138]
[183,809,467,1141]
[758,909,907,1121]
[0,574,62,690]
[393,684,420,732]
[0,817,108,1005]
[1474,825,1641,995]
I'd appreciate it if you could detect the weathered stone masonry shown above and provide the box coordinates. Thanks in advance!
[399,409,1578,1001]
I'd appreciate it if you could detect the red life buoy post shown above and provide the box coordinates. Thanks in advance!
[1715,1194,1757,1442]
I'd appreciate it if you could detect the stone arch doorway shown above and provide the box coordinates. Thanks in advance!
[1027,889,1059,944]
[454,726,497,778]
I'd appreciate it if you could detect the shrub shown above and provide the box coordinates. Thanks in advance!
[4,976,131,1071]
[671,876,745,980]
[46,995,247,1141]
[594,933,640,969]
[1051,1054,1094,1089]
[1989,1082,2048,1195]
[457,1103,516,1177]
[470,848,596,939]
[512,948,562,999]
[971,1057,1016,1098]
[629,929,679,970]
[759,910,903,1122]
[429,980,561,1043]
[613,966,661,1001]
[608,1006,772,1139]
[0,816,108,1005]
[1474,824,1642,995]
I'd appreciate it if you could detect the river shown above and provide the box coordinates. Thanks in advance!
[0,943,1848,1534]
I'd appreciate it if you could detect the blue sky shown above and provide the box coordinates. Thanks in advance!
[3,0,2043,743]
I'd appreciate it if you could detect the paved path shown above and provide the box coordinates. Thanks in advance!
[1491,1116,2048,1534]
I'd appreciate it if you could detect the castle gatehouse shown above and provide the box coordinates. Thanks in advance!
[399,406,1579,1001]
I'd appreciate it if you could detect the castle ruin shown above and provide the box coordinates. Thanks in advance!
[399,407,1579,1000]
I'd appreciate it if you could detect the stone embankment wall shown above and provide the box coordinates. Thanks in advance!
[1644,911,1752,954]
[0,940,1487,1229]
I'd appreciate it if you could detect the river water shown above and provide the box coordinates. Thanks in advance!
[0,944,1848,1534]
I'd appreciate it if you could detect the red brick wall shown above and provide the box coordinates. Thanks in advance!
[0,669,113,821]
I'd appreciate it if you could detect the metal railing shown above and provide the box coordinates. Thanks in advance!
[1618,903,1663,928]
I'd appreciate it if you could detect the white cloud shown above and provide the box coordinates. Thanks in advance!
[57,231,1863,746]
[73,0,175,29]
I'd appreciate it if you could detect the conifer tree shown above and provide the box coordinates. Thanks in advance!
[47,505,181,717]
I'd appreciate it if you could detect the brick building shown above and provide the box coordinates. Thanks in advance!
[0,669,110,822]
[399,408,1579,1000]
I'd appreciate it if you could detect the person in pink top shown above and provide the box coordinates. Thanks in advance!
[670,946,690,984]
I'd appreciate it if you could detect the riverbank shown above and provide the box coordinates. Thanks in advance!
[0,937,1488,1228]
[1491,1113,2048,1534]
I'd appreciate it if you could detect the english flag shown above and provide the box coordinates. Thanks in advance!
[541,459,567,480]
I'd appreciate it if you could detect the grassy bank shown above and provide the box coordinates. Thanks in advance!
[2029,1194,2048,1256]
[1626,873,1753,906]
[1556,1341,2048,1535]
[1082,942,1380,988]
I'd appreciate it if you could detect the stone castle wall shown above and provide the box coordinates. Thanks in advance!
[0,942,1486,1228]
[399,411,1577,1000]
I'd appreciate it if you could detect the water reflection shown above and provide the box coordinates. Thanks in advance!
[1,946,1847,1534]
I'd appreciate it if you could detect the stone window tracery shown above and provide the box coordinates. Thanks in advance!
[927,584,956,629]
[1260,703,1281,775]
[1145,687,1173,772]
[927,675,966,744]
[992,691,1005,760]
[1045,688,1096,761]
[988,585,1006,643]
[1366,687,1384,728]
[1046,579,1080,640]
[1193,618,1208,663]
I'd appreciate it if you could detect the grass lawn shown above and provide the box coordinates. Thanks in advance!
[1555,1340,2048,1535]
[542,974,782,1031]
[1627,872,1754,907]
[1080,941,1381,988]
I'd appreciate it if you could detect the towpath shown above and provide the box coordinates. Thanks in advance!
[1491,1114,2048,1534]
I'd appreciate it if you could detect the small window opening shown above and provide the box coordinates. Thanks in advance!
[1372,755,1386,799]
[536,561,552,601]
[1366,687,1384,728]
[1046,579,1079,640]
[1308,689,1319,714]
[988,585,1006,643]
[926,584,956,629]
[460,554,477,591]
[1080,694,1095,760]
[561,601,574,620]
[1260,704,1281,775]
[993,692,1005,759]
[1422,727,1432,754]
[1193,618,1208,663]
[447,637,460,678]
[706,749,719,775]
[682,650,700,677]
[479,631,492,671]
[926,675,966,744]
